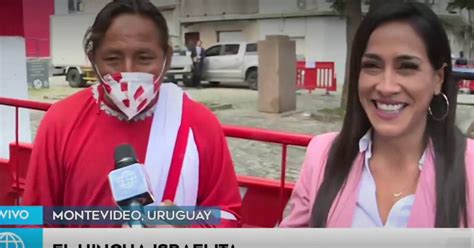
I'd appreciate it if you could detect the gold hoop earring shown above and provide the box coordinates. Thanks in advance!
[428,93,449,121]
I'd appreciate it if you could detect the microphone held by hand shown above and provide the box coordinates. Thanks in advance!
[109,144,155,207]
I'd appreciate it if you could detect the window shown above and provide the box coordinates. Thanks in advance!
[245,43,257,53]
[223,44,239,55]
[68,0,84,13]
[173,49,187,56]
[205,45,222,57]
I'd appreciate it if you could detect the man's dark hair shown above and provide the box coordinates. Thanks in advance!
[84,0,170,55]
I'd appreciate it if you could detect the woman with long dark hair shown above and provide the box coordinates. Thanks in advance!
[280,2,474,227]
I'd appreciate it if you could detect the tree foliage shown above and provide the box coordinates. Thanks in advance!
[330,0,346,14]
[447,0,474,13]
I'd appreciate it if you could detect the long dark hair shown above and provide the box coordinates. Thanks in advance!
[83,0,170,55]
[310,2,468,227]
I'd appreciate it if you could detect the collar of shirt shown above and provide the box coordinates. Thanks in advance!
[358,129,426,171]
[352,129,428,227]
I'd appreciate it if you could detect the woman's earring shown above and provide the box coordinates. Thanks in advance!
[428,92,449,121]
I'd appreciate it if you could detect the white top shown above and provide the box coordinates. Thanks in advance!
[196,47,202,58]
[352,130,426,227]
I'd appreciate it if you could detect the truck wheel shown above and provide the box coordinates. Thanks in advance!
[67,68,86,88]
[246,70,258,90]
[209,81,220,86]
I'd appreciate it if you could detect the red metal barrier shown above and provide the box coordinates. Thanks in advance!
[0,158,14,205]
[316,62,337,93]
[460,79,474,93]
[456,65,474,94]
[0,97,313,227]
[224,125,312,226]
[296,61,337,94]
[296,61,306,90]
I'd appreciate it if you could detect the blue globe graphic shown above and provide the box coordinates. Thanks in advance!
[0,232,25,248]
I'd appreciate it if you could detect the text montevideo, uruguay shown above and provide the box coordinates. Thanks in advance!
[52,210,214,222]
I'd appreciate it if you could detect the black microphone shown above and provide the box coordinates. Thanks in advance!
[108,144,155,227]
[114,144,139,169]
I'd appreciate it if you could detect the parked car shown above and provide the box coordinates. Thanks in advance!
[164,48,193,86]
[203,42,259,90]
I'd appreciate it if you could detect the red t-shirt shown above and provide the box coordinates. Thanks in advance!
[22,87,242,227]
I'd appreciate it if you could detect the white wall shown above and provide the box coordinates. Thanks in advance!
[258,16,347,88]
[54,0,68,15]
[183,21,260,47]
[83,0,108,14]
[181,0,257,17]
[82,0,172,14]
[153,0,178,7]
[445,26,465,57]
[258,0,331,14]
[161,10,179,37]
[218,31,246,42]
[0,37,32,159]
[51,14,94,67]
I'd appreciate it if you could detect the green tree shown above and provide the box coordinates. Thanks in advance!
[447,0,474,58]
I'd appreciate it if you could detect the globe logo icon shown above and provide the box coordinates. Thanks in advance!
[117,170,137,189]
[0,232,25,248]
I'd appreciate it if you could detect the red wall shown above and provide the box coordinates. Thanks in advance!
[23,0,54,57]
[0,0,25,37]
[0,0,53,57]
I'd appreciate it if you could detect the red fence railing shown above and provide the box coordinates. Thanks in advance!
[0,97,313,225]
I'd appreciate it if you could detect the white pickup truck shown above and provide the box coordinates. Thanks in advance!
[163,48,193,86]
[203,42,258,90]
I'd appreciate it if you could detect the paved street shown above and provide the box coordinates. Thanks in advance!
[27,77,474,182]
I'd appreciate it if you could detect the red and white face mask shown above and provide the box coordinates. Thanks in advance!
[96,59,167,120]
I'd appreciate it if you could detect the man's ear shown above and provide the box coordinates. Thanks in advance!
[433,63,446,95]
[88,52,99,76]
[87,52,94,64]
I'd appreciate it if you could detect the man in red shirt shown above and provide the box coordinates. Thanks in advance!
[22,0,241,227]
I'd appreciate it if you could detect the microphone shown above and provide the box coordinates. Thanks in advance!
[108,144,155,227]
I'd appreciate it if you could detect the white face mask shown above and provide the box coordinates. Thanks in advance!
[96,59,167,120]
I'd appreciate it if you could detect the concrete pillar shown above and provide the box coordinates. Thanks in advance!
[257,35,296,113]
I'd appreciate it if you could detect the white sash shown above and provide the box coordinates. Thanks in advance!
[144,83,199,206]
